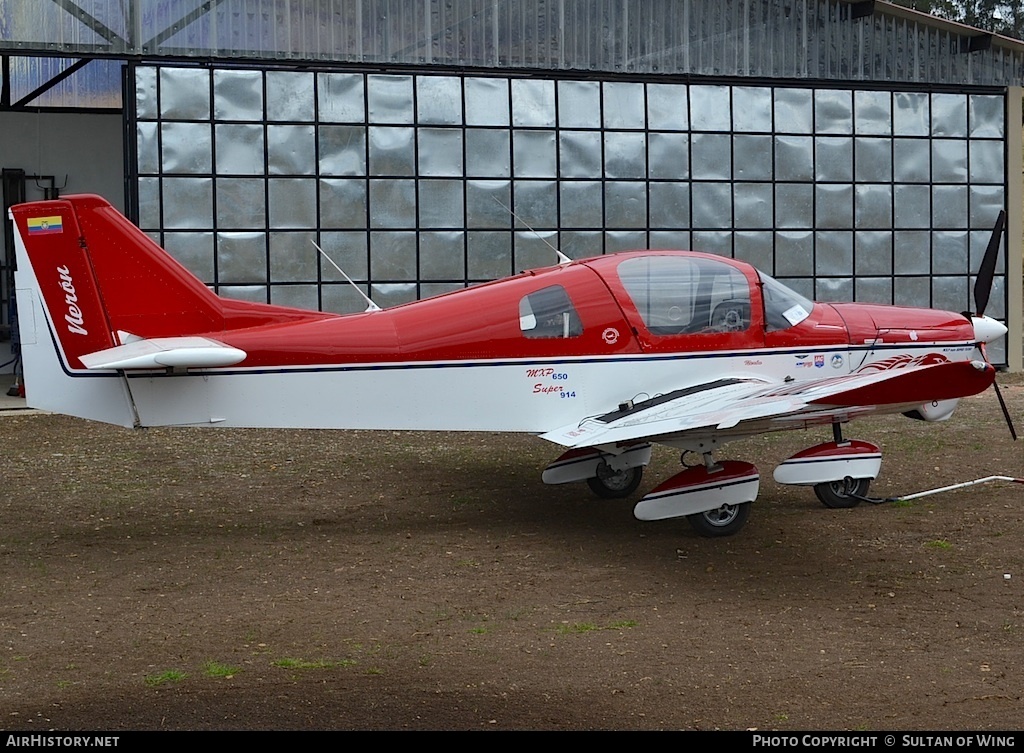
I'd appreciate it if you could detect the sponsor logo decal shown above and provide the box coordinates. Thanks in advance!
[831,354,844,369]
[814,355,825,368]
[602,327,619,345]
[57,265,88,336]
[28,215,63,234]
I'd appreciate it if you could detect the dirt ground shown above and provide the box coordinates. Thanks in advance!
[1,375,1022,731]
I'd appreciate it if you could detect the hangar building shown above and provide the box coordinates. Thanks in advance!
[1,0,1021,370]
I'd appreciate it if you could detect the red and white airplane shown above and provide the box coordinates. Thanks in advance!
[9,194,1014,536]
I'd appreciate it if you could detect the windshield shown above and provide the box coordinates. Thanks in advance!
[759,272,813,332]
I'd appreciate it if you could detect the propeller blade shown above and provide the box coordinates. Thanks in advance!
[992,379,1019,442]
[974,209,1005,317]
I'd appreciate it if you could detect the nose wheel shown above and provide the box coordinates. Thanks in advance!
[686,502,751,537]
[813,477,870,508]
[586,460,644,499]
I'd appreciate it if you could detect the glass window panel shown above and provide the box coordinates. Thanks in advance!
[368,126,416,176]
[775,184,813,228]
[893,92,930,136]
[219,285,267,303]
[266,71,314,122]
[322,283,370,313]
[650,230,691,251]
[893,231,931,275]
[854,138,892,182]
[419,179,464,229]
[513,181,557,227]
[512,79,556,127]
[816,231,854,276]
[467,231,512,279]
[160,67,210,120]
[854,90,891,135]
[559,131,603,178]
[689,86,730,132]
[465,77,510,126]
[932,230,969,275]
[775,231,814,276]
[774,88,813,134]
[893,139,930,182]
[602,82,645,129]
[164,232,214,282]
[894,184,931,229]
[418,128,464,177]
[163,177,212,229]
[270,285,318,310]
[980,276,1005,318]
[732,87,772,132]
[969,140,1004,184]
[817,277,854,302]
[932,275,969,313]
[647,133,689,179]
[814,89,853,135]
[416,75,463,125]
[319,179,367,228]
[604,132,646,179]
[466,129,511,177]
[268,179,316,229]
[367,74,414,124]
[733,183,773,229]
[369,179,417,228]
[214,69,263,121]
[604,182,647,228]
[932,139,968,182]
[422,282,464,298]
[646,83,688,131]
[320,231,368,281]
[931,93,968,137]
[932,185,968,228]
[217,232,267,283]
[560,230,604,258]
[733,135,772,180]
[215,124,265,175]
[317,73,365,123]
[606,231,648,254]
[855,231,893,275]
[369,231,417,280]
[370,283,418,308]
[163,123,213,174]
[217,177,267,229]
[690,231,732,257]
[734,231,773,271]
[690,133,731,180]
[855,277,893,304]
[515,231,560,270]
[513,130,556,178]
[420,231,466,280]
[136,66,158,119]
[969,185,1005,229]
[267,125,316,175]
[137,177,161,229]
[893,277,931,309]
[466,180,512,229]
[969,94,1004,138]
[774,136,813,181]
[855,184,892,228]
[270,231,318,282]
[649,183,690,229]
[816,184,853,229]
[319,125,366,176]
[137,122,160,175]
[691,183,732,229]
[557,80,601,128]
[815,136,853,181]
[560,182,603,228]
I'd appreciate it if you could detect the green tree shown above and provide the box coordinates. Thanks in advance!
[891,0,1024,40]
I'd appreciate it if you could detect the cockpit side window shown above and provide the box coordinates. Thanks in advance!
[519,285,583,339]
[617,256,751,335]
[759,273,813,332]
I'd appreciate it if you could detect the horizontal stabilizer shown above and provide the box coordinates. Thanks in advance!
[80,337,246,370]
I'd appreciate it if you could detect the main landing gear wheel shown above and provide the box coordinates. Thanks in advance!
[586,461,643,499]
[814,478,870,509]
[686,502,751,537]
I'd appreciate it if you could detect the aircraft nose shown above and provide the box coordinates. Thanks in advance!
[972,315,1008,344]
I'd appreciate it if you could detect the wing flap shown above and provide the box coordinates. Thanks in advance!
[80,336,246,370]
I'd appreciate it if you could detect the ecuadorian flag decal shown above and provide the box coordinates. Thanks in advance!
[27,215,63,235]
